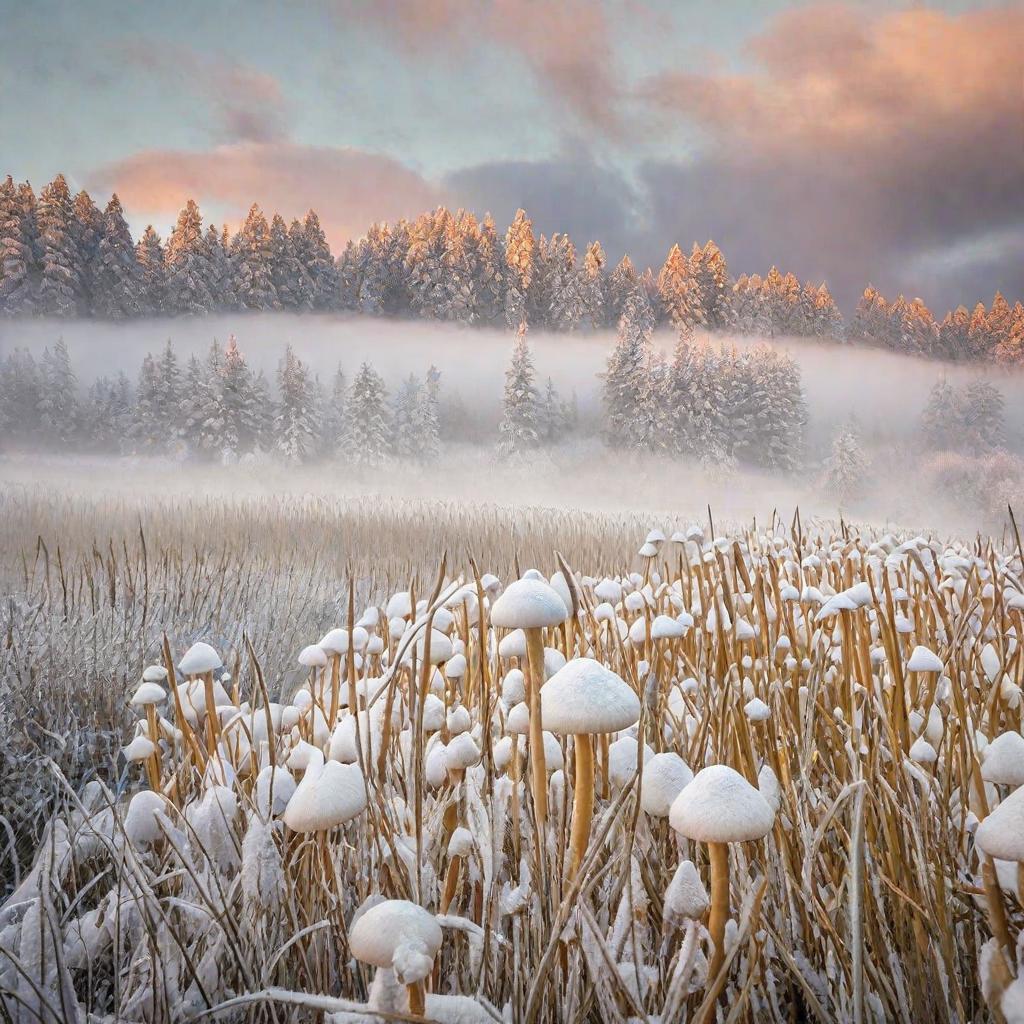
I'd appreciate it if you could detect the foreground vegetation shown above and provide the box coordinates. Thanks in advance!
[1,482,1023,1022]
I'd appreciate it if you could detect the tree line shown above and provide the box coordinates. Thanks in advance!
[2,175,1022,364]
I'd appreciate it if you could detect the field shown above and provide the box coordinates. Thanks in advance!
[1,458,1023,1023]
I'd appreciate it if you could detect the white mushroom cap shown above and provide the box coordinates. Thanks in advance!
[386,591,413,619]
[283,750,368,832]
[349,899,443,973]
[491,579,568,630]
[506,702,530,735]
[640,752,693,817]
[445,653,467,679]
[907,645,943,673]
[415,629,453,664]
[744,697,771,722]
[480,573,501,593]
[540,659,640,735]
[498,629,528,660]
[909,737,937,764]
[421,693,445,732]
[445,732,481,770]
[608,735,653,789]
[638,542,659,558]
[122,735,156,762]
[663,859,709,925]
[142,664,168,683]
[319,628,349,654]
[594,579,622,604]
[651,615,686,640]
[124,790,167,846]
[298,644,328,668]
[981,731,1024,786]
[669,764,775,843]
[976,785,1024,861]
[131,681,167,706]
[178,641,223,676]
[645,528,666,545]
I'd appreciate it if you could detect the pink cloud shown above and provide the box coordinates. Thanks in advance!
[92,143,448,245]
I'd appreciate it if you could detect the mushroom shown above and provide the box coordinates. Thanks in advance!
[349,898,443,1016]
[282,748,367,832]
[981,731,1024,787]
[131,678,167,790]
[669,764,775,979]
[490,579,568,827]
[178,641,224,752]
[640,752,693,818]
[541,658,640,877]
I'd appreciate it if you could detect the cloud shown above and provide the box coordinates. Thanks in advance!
[116,39,290,143]
[339,0,623,133]
[632,3,1024,306]
[92,143,447,243]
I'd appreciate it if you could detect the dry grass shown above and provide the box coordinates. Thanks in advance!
[1,479,1022,1022]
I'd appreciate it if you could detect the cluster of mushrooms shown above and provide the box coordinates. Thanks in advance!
[4,523,1024,1022]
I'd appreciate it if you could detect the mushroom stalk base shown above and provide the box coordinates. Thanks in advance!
[524,627,548,828]
[708,841,730,981]
[407,981,426,1017]
[568,734,594,880]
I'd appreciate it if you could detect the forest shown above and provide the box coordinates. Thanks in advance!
[2,174,1022,364]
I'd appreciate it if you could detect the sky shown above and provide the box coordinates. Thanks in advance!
[1,0,1021,312]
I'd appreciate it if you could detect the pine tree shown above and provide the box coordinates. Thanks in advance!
[0,348,42,445]
[538,377,568,445]
[131,352,163,452]
[504,209,535,328]
[545,234,585,332]
[993,306,1024,367]
[320,365,347,454]
[216,335,262,455]
[283,219,315,311]
[498,323,541,457]
[165,200,214,314]
[692,241,730,329]
[232,204,278,311]
[685,340,732,468]
[302,211,339,310]
[390,373,422,460]
[343,361,390,467]
[823,422,869,505]
[37,337,78,447]
[35,175,83,316]
[961,380,1005,454]
[178,351,219,457]
[415,365,441,461]
[920,379,960,451]
[938,306,972,361]
[657,244,694,330]
[204,224,234,310]
[635,349,671,452]
[91,195,143,318]
[270,345,316,462]
[72,190,103,308]
[850,286,889,344]
[607,255,638,328]
[0,176,37,313]
[473,214,506,325]
[602,286,654,449]
[581,241,607,329]
[136,226,166,315]
[83,372,133,453]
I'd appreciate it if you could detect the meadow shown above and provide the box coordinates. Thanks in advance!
[1,456,1023,1022]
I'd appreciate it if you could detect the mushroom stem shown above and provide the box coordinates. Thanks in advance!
[568,733,594,880]
[144,704,162,789]
[524,626,548,827]
[407,980,426,1017]
[202,670,220,753]
[708,841,730,980]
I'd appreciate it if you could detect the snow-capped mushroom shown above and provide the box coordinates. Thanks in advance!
[178,641,225,749]
[907,645,944,673]
[349,899,443,1016]
[669,765,775,979]
[640,752,693,818]
[976,785,1024,863]
[282,749,367,832]
[491,578,569,827]
[981,731,1024,787]
[542,658,640,876]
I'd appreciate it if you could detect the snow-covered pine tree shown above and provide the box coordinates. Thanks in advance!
[415,365,441,461]
[538,376,567,446]
[749,344,806,471]
[635,349,671,453]
[657,244,694,331]
[37,336,79,447]
[823,422,869,505]
[685,340,732,469]
[440,210,479,324]
[0,348,42,446]
[35,175,83,316]
[302,211,339,310]
[497,323,541,457]
[284,218,315,311]
[343,361,390,467]
[136,226,166,315]
[336,240,362,310]
[267,214,304,310]
[503,209,535,328]
[581,241,607,329]
[849,286,889,345]
[91,195,143,319]
[473,214,506,325]
[390,374,422,460]
[231,204,278,311]
[131,352,164,453]
[321,365,347,454]
[205,224,235,311]
[83,373,133,453]
[961,380,1006,454]
[938,306,972,361]
[216,335,262,456]
[546,234,585,332]
[607,255,638,329]
[920,379,960,451]
[72,190,103,309]
[602,285,654,449]
[0,176,37,314]
[992,307,1024,367]
[164,200,215,314]
[406,210,450,320]
[274,344,318,463]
